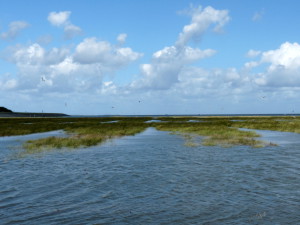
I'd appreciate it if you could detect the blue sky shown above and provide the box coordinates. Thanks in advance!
[1,0,300,115]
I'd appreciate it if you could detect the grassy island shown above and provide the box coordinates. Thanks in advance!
[1,116,299,154]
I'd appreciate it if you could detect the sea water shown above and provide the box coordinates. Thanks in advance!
[1,128,300,224]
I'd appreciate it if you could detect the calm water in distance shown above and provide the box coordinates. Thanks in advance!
[1,128,300,224]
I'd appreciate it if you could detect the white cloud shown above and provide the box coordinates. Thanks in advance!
[1,6,235,103]
[1,34,142,94]
[244,61,260,70]
[4,43,69,66]
[64,24,82,39]
[153,46,215,63]
[48,11,71,26]
[246,49,261,58]
[225,68,240,81]
[1,43,82,92]
[74,38,110,64]
[261,42,300,70]
[254,75,267,86]
[131,46,215,90]
[100,81,118,95]
[0,21,30,40]
[173,67,249,98]
[117,33,127,44]
[73,37,142,70]
[0,73,18,90]
[48,11,82,39]
[3,6,300,115]
[51,56,78,75]
[47,58,104,93]
[131,5,226,90]
[244,42,300,87]
[176,6,230,47]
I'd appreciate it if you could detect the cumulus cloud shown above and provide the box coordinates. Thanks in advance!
[0,21,30,41]
[153,46,215,63]
[48,11,82,39]
[4,43,69,66]
[4,6,300,114]
[48,11,71,26]
[125,5,300,104]
[131,65,253,106]
[131,5,227,90]
[73,37,142,69]
[2,51,103,93]
[1,34,142,94]
[176,6,230,47]
[100,81,118,95]
[132,46,215,90]
[1,44,74,92]
[246,42,300,87]
[261,42,300,70]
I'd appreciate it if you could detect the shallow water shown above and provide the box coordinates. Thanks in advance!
[101,121,119,124]
[1,128,300,224]
[187,120,205,123]
[144,119,162,123]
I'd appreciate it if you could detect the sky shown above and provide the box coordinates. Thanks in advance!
[1,0,300,115]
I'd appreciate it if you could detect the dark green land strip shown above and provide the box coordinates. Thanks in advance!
[0,112,68,118]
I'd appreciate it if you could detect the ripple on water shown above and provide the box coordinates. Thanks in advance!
[1,128,300,224]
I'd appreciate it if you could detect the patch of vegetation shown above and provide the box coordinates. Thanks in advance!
[154,119,264,148]
[20,118,149,153]
[231,116,300,133]
[1,116,299,154]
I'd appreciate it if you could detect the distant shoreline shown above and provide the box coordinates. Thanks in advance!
[0,112,69,118]
[1,112,299,118]
[68,114,300,118]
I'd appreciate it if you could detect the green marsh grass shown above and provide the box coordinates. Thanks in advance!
[231,116,300,133]
[1,116,299,154]
[154,118,264,147]
[21,118,149,153]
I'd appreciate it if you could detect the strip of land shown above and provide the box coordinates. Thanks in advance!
[0,112,68,118]
[1,116,299,155]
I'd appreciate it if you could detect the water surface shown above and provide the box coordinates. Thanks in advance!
[1,128,300,224]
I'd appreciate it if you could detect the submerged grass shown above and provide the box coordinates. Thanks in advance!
[1,116,299,154]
